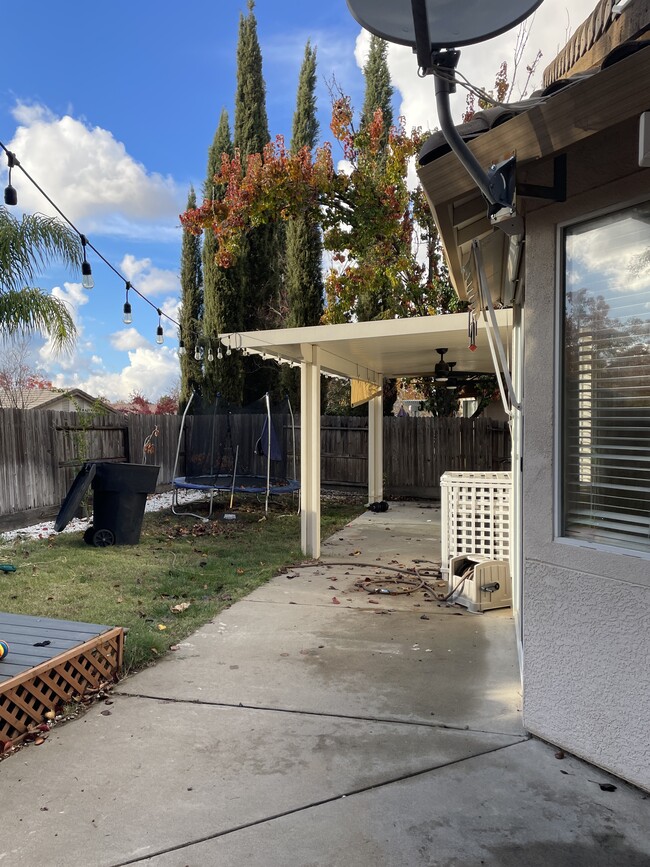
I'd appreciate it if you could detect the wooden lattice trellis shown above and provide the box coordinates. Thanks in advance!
[0,627,123,744]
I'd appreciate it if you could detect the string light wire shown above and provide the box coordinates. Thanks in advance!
[0,138,181,334]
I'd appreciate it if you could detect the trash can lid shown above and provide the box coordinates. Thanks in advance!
[54,462,96,532]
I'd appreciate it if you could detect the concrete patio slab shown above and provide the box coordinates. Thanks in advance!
[0,694,522,867]
[1,500,647,867]
[118,600,523,735]
[140,738,650,867]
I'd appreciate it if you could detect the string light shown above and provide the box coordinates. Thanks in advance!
[155,309,164,345]
[217,347,223,360]
[4,151,17,206]
[194,345,202,361]
[122,281,132,324]
[80,235,94,289]
[207,347,214,362]
[0,138,182,348]
[178,338,186,356]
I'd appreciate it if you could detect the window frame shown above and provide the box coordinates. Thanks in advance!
[554,198,650,560]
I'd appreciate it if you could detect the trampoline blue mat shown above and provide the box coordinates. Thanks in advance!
[174,475,300,494]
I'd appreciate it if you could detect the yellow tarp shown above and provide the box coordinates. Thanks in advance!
[350,378,382,408]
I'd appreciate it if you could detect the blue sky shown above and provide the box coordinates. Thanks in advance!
[1,0,596,401]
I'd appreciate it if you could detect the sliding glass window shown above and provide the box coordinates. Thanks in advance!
[561,203,650,554]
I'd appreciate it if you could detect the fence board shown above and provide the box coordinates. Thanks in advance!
[0,408,510,525]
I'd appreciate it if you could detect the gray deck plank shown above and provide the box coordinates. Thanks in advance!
[0,611,116,685]
[0,612,109,632]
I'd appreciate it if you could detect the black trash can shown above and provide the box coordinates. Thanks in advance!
[55,461,159,546]
[86,462,160,546]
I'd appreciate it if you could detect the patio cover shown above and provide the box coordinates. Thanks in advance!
[221,310,513,556]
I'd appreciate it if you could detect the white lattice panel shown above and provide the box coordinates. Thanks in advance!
[440,472,512,577]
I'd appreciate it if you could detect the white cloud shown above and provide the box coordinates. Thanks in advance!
[49,345,180,402]
[7,103,184,239]
[110,327,150,352]
[120,254,179,297]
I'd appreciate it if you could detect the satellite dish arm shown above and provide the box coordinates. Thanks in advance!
[431,50,512,214]
[432,51,514,215]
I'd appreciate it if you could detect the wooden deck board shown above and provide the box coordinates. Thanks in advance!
[0,612,117,684]
[0,612,124,743]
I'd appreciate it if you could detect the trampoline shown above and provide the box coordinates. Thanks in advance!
[172,392,299,519]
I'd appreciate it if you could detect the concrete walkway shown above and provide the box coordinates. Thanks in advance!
[1,502,648,866]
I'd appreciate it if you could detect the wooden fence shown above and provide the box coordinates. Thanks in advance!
[318,415,510,497]
[0,409,182,529]
[0,409,509,528]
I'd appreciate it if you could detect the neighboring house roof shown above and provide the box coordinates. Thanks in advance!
[416,0,650,302]
[0,387,115,413]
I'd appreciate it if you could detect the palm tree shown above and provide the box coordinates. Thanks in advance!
[0,206,83,352]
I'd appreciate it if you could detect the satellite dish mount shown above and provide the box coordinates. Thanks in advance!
[346,0,544,232]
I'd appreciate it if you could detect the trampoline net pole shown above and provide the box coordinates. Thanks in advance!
[265,392,271,512]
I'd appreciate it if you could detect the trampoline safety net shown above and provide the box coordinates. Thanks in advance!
[180,393,297,493]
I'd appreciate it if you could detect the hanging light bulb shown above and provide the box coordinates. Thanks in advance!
[155,309,164,345]
[217,347,223,360]
[207,347,214,362]
[4,151,17,206]
[178,338,186,356]
[80,235,94,289]
[122,281,132,324]
[194,346,202,361]
[226,346,232,356]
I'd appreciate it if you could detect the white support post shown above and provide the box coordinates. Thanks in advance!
[367,387,384,504]
[300,347,321,558]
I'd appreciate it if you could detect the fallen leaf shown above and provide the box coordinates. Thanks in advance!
[34,737,46,746]
[368,599,379,604]
[331,597,340,604]
[170,644,181,651]
[100,710,112,716]
[171,602,191,613]
[555,751,565,760]
[157,624,167,631]
[599,783,617,792]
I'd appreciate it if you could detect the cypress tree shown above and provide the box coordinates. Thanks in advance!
[234,0,283,402]
[360,35,393,143]
[360,34,397,413]
[178,186,203,413]
[201,109,244,405]
[357,33,395,323]
[282,41,323,406]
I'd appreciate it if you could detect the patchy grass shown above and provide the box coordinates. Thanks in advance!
[0,494,364,674]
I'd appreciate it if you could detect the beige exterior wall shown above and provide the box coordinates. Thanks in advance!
[522,127,650,791]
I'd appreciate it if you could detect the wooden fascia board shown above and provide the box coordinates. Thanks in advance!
[417,46,650,207]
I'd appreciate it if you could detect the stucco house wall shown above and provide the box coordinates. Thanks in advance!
[522,124,650,790]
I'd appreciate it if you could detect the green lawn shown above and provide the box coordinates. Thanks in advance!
[0,495,364,673]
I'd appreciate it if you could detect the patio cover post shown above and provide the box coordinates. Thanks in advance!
[300,345,321,557]
[368,388,383,503]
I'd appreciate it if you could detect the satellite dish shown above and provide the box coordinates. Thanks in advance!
[346,0,544,50]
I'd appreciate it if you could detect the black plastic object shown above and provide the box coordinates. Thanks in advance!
[368,501,389,513]
[56,461,159,545]
[55,463,97,532]
[88,462,159,546]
